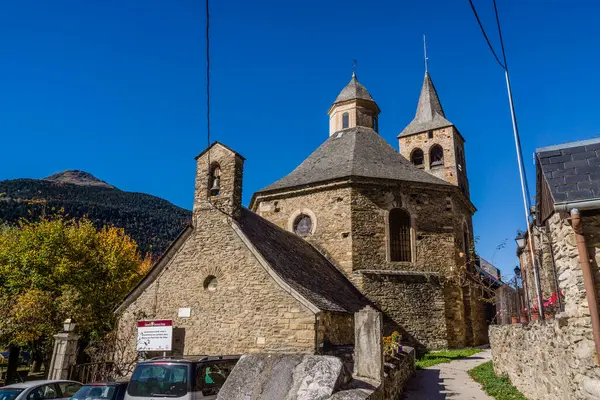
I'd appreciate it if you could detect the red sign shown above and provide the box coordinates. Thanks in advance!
[138,320,173,328]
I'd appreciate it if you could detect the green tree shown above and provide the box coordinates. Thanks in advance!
[0,214,151,377]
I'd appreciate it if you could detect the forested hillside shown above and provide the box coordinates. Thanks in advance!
[0,171,191,256]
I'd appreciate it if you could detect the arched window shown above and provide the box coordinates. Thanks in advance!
[208,162,221,196]
[389,208,411,262]
[430,145,444,167]
[342,112,349,129]
[411,148,424,168]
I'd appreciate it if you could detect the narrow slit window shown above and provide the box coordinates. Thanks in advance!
[389,208,411,262]
[342,112,349,129]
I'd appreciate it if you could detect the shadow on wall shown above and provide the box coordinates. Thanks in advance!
[172,328,186,357]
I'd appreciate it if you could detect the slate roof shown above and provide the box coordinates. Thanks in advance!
[399,72,454,137]
[258,126,449,193]
[237,208,371,313]
[333,73,376,104]
[537,137,600,204]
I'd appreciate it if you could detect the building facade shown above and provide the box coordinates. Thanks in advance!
[116,71,489,358]
[251,72,487,349]
[490,138,600,400]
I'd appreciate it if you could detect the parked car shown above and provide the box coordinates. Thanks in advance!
[71,382,128,400]
[124,356,239,400]
[0,380,82,400]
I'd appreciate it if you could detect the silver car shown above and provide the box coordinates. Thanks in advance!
[0,380,82,400]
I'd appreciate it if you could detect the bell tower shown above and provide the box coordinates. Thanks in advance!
[328,72,380,136]
[193,142,245,222]
[398,72,470,198]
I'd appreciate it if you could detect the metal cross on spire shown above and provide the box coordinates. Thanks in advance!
[352,59,357,78]
[423,34,429,73]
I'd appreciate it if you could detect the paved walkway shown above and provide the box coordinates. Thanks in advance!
[402,349,494,400]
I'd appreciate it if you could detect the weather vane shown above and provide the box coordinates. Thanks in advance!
[352,59,357,77]
[423,34,429,73]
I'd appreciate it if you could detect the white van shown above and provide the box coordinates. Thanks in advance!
[124,356,239,400]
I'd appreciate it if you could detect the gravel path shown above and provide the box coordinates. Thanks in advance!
[401,349,494,400]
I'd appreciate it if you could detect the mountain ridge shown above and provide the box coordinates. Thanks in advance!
[0,172,191,256]
[44,170,116,189]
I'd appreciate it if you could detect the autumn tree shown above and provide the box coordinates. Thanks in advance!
[0,214,151,379]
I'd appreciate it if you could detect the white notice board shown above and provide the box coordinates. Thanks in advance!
[137,320,173,351]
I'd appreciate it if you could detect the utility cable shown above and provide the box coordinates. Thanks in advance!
[467,0,545,318]
[467,0,506,70]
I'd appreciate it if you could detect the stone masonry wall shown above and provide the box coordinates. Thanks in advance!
[548,212,586,317]
[362,272,447,350]
[398,126,469,197]
[317,311,355,348]
[351,184,475,349]
[489,211,600,400]
[118,214,318,358]
[490,320,599,400]
[117,147,319,361]
[252,170,478,351]
[254,185,355,284]
[469,284,489,345]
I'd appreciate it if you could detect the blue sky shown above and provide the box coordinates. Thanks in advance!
[1,0,598,278]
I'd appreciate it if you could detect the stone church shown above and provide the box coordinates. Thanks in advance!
[116,71,488,356]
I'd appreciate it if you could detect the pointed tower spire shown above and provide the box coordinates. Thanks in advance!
[398,72,453,137]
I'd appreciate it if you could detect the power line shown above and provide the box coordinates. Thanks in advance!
[205,0,211,150]
[493,0,508,69]
[467,0,545,318]
[467,0,506,70]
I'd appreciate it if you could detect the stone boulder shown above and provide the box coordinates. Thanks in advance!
[217,354,352,400]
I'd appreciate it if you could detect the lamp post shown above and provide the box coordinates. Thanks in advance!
[63,318,76,333]
[514,265,521,317]
[48,318,80,380]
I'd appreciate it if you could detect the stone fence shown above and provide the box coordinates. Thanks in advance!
[490,317,600,400]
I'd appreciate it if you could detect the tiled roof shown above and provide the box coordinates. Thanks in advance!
[237,208,372,313]
[399,72,454,137]
[537,137,600,204]
[333,73,375,104]
[257,126,449,193]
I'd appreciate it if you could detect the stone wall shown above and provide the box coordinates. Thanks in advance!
[118,217,318,357]
[117,146,321,360]
[398,126,469,197]
[489,210,600,400]
[318,311,355,348]
[547,212,587,317]
[254,179,480,350]
[380,347,416,400]
[254,184,356,283]
[490,320,599,400]
[362,272,447,350]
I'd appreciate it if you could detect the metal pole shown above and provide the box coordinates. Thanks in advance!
[504,69,545,317]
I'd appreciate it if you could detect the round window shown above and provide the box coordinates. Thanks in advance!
[293,214,313,236]
[203,275,217,292]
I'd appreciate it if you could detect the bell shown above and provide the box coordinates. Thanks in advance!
[210,177,220,192]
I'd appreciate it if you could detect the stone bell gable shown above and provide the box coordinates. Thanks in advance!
[193,141,245,221]
[116,142,370,358]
